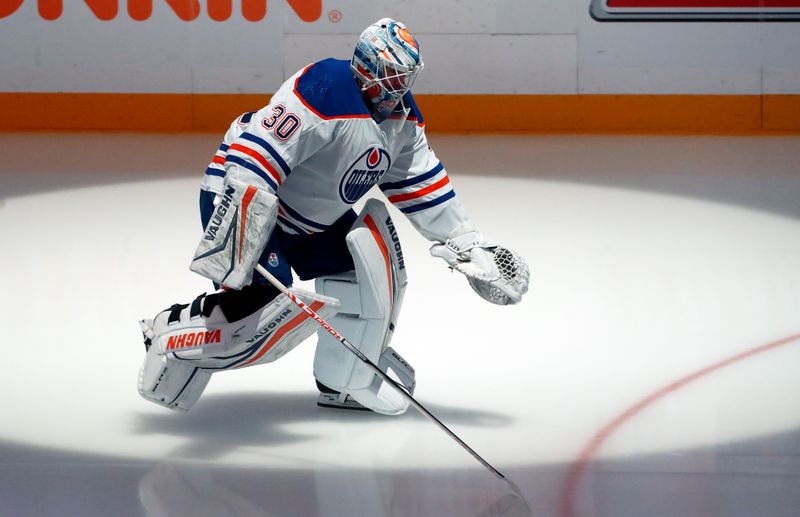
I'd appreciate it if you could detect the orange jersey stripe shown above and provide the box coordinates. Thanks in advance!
[228,143,282,185]
[387,175,450,203]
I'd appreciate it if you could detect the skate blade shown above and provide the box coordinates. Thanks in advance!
[317,392,372,412]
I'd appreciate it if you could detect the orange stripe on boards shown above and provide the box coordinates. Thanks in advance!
[0,93,191,130]
[0,93,799,133]
[415,94,767,133]
[763,95,800,131]
[191,93,268,130]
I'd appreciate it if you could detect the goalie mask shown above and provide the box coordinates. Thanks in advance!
[351,18,424,121]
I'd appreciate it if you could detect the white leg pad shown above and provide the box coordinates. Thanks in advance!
[138,288,340,411]
[313,200,413,415]
[138,338,212,411]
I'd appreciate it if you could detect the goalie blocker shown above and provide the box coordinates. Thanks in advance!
[190,177,278,290]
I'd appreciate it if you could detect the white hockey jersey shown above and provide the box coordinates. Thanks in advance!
[201,58,470,243]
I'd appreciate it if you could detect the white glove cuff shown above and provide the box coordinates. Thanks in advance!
[430,228,497,267]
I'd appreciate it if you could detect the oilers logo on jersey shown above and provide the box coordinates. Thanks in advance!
[339,147,391,204]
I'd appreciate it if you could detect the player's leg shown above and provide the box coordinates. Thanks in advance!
[279,209,368,409]
[311,199,416,415]
[138,284,340,411]
[277,208,358,281]
[138,190,335,410]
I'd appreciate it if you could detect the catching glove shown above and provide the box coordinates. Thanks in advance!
[430,227,530,305]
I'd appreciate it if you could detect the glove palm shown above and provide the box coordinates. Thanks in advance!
[431,230,529,305]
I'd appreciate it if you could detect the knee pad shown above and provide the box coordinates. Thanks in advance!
[313,199,415,415]
[138,287,340,411]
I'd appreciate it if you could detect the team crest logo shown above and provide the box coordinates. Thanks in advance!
[339,148,391,204]
[268,253,279,267]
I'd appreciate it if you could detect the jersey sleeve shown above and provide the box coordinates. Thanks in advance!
[201,112,252,195]
[379,126,471,243]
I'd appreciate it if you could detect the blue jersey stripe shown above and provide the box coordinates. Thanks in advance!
[204,167,225,177]
[240,132,291,177]
[218,143,229,152]
[239,111,255,124]
[380,162,443,192]
[225,155,278,191]
[277,214,308,235]
[279,199,329,231]
[399,189,456,214]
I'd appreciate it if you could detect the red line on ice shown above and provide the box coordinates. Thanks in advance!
[559,332,800,517]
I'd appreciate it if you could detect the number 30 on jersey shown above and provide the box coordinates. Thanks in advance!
[261,105,301,141]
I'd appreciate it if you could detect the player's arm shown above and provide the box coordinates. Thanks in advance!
[379,124,469,242]
[191,86,331,289]
[199,112,256,231]
[201,112,255,195]
[221,100,328,194]
[380,125,529,305]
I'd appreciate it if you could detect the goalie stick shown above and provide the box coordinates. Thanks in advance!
[255,264,531,514]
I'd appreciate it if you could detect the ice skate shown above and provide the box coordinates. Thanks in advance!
[316,380,371,411]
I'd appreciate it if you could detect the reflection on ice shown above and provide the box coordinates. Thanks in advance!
[138,460,532,517]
